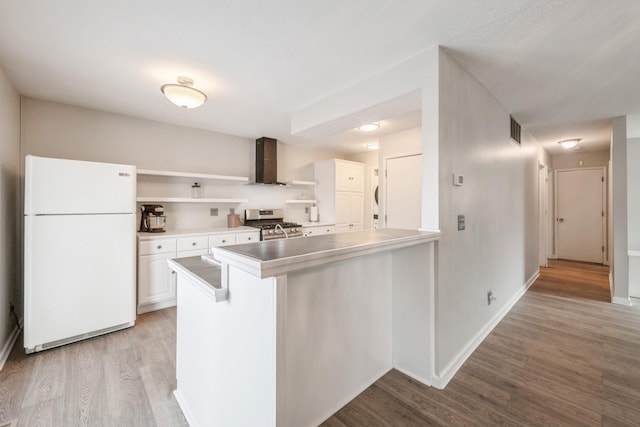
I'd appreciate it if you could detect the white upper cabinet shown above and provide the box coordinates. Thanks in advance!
[335,161,364,192]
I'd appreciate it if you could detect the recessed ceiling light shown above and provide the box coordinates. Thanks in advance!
[359,123,379,132]
[558,138,580,149]
[161,76,207,109]
[367,143,379,150]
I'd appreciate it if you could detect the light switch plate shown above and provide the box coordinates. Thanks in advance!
[210,208,218,216]
[453,173,464,186]
[457,215,465,231]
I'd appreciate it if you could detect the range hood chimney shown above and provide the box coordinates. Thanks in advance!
[255,137,281,185]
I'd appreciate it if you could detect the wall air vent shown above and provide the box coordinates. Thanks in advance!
[510,116,521,144]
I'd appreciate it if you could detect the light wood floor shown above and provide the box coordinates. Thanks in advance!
[0,308,187,427]
[2,260,639,426]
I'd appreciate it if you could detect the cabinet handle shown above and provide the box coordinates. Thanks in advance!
[247,237,252,240]
[171,271,176,275]
[192,242,197,246]
[157,245,162,249]
[222,240,226,243]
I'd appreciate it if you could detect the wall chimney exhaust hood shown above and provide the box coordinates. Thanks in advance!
[254,137,285,185]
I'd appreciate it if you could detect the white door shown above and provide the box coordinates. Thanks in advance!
[556,168,605,263]
[386,155,422,230]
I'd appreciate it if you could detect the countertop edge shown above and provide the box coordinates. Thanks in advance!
[213,231,440,279]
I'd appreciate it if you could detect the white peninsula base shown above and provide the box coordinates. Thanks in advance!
[169,229,439,427]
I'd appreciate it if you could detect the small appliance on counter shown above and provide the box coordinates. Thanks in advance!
[139,204,166,232]
[244,208,303,240]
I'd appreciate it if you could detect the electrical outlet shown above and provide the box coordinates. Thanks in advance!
[457,215,465,231]
[487,291,496,305]
[305,207,309,214]
[210,208,218,216]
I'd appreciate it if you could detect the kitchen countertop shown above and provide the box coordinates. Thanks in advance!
[168,255,227,301]
[212,228,440,279]
[137,225,259,239]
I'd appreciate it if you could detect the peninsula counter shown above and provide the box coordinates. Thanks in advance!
[168,229,439,427]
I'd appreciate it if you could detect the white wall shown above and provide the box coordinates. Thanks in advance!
[611,116,629,304]
[0,65,21,367]
[552,149,609,170]
[21,98,340,228]
[434,49,540,380]
[627,137,640,297]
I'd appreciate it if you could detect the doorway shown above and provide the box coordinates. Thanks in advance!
[555,167,606,264]
[385,154,422,229]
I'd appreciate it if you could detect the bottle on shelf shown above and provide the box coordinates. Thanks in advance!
[191,182,202,198]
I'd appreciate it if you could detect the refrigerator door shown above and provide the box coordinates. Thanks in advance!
[24,213,136,351]
[25,155,136,215]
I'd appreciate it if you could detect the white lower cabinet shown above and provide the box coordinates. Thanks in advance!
[137,229,260,313]
[137,252,177,314]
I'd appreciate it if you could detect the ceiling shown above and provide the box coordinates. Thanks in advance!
[1,1,639,155]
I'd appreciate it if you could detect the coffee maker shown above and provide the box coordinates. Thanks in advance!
[139,204,166,232]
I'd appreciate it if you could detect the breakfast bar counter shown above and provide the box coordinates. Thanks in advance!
[169,229,440,427]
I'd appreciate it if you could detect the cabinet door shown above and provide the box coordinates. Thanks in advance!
[335,192,351,229]
[138,252,176,313]
[335,161,352,192]
[349,192,365,230]
[349,163,365,192]
[236,232,260,244]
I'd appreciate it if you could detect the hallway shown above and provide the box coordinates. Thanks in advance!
[324,260,640,426]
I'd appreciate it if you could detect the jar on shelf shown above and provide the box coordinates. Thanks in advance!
[191,182,202,198]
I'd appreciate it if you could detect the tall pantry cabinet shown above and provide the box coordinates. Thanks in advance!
[315,159,365,232]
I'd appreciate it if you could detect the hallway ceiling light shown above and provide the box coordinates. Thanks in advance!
[558,138,580,149]
[367,143,379,150]
[359,123,379,132]
[161,76,207,109]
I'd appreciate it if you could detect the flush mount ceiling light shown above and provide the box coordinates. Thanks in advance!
[367,143,379,150]
[558,138,581,149]
[161,76,207,109]
[359,123,379,132]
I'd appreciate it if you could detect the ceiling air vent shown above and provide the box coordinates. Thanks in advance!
[510,116,521,144]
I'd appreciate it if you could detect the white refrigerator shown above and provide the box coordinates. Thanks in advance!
[24,155,137,353]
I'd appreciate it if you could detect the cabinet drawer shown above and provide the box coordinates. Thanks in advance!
[303,226,335,236]
[209,233,236,247]
[175,248,209,258]
[236,232,260,244]
[177,236,209,252]
[139,238,177,255]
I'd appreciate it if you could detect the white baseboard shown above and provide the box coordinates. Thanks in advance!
[612,296,633,306]
[173,389,196,426]
[0,318,22,371]
[431,271,540,389]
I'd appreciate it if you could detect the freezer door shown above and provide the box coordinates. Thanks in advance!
[24,214,136,350]
[25,155,136,215]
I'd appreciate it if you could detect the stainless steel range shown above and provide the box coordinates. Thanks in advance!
[244,209,303,240]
